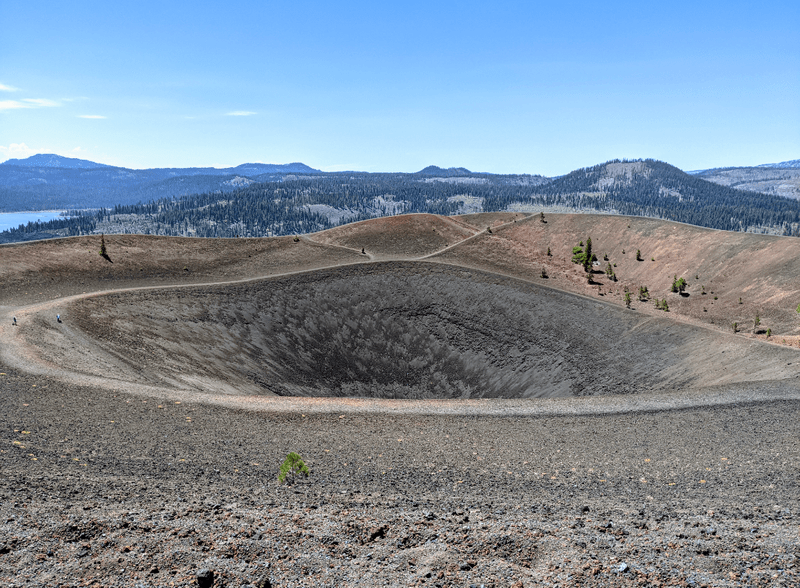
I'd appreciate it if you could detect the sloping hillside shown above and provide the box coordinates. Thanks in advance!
[693,166,800,200]
[525,160,800,234]
[308,213,479,259]
[431,212,800,338]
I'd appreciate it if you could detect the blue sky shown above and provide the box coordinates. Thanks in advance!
[1,1,798,175]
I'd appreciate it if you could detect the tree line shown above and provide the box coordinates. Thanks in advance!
[2,160,799,242]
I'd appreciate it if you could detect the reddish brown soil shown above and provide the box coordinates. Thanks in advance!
[454,212,528,230]
[307,213,478,260]
[433,213,800,343]
[0,233,363,307]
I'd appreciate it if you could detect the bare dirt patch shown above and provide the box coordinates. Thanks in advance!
[308,213,478,259]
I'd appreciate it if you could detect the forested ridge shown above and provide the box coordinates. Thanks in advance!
[3,159,799,243]
[0,158,316,211]
[531,160,800,233]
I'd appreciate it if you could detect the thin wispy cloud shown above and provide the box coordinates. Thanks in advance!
[78,114,106,119]
[0,143,38,161]
[226,111,256,116]
[0,100,28,111]
[0,98,60,111]
[0,83,19,92]
[23,98,59,107]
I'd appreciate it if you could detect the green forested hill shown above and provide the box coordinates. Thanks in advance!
[3,159,799,243]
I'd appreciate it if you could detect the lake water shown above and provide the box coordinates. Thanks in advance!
[0,211,69,233]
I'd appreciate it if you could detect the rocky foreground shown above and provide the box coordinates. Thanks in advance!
[2,363,799,587]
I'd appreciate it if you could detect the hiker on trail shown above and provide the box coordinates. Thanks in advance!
[361,247,365,254]
[12,317,16,326]
[56,314,61,323]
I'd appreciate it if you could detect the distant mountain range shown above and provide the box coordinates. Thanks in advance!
[0,155,320,211]
[1,153,115,169]
[0,153,318,174]
[690,160,800,200]
[3,154,800,213]
[3,158,800,244]
[757,159,800,169]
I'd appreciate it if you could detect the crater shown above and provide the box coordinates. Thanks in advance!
[63,262,795,399]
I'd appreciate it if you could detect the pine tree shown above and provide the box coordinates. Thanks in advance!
[583,238,594,272]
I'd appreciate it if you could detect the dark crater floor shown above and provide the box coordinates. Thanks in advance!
[66,261,790,399]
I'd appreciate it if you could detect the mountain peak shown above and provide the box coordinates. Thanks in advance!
[1,153,113,169]
[231,162,319,174]
[416,165,472,176]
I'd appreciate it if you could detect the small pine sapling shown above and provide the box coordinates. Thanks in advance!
[546,246,552,256]
[732,322,738,333]
[278,452,310,485]
[99,234,111,261]
[571,238,596,270]
[540,267,548,279]
[636,249,642,261]
[671,275,687,294]
[766,328,771,338]
[624,291,631,308]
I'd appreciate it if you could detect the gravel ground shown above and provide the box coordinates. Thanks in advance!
[2,362,799,587]
[2,221,799,587]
